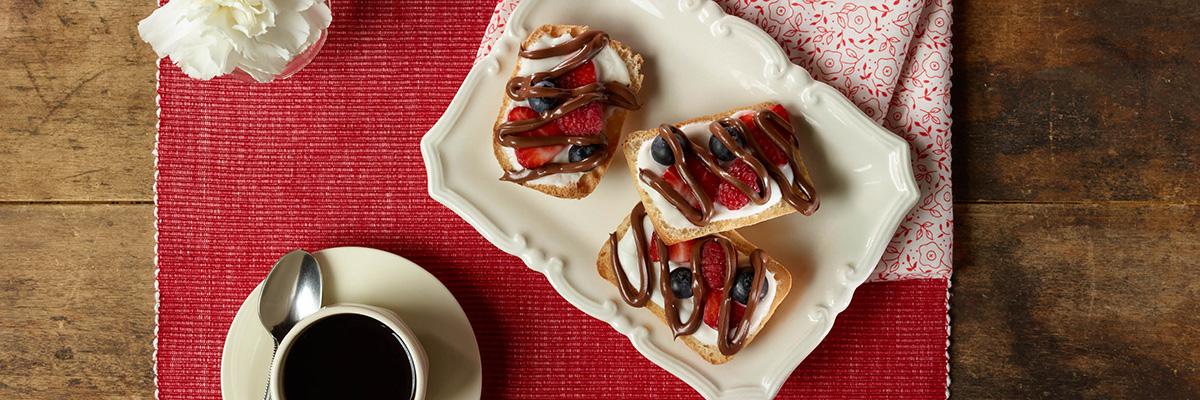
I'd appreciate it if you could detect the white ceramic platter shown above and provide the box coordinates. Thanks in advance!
[220,247,482,400]
[420,0,919,398]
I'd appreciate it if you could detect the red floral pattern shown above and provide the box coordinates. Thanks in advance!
[477,0,953,281]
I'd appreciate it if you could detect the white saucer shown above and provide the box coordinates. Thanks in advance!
[220,247,482,399]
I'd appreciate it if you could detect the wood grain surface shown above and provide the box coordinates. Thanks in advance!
[0,205,154,399]
[1,0,1198,398]
[952,203,1199,399]
[953,0,1200,202]
[1,0,157,201]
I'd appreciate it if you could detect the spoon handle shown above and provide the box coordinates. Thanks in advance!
[262,339,279,400]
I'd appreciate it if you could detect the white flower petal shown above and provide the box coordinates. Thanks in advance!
[267,0,299,13]
[301,1,332,31]
[297,2,332,50]
[236,41,291,75]
[257,8,311,52]
[137,0,330,81]
[174,33,236,80]
[138,0,196,58]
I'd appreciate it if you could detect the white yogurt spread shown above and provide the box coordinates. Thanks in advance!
[501,33,631,187]
[614,217,777,345]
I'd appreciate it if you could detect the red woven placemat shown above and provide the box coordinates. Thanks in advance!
[154,0,950,398]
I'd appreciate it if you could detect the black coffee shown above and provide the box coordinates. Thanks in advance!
[282,313,415,400]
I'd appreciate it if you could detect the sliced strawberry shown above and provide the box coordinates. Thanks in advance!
[737,112,757,131]
[686,157,721,199]
[516,146,562,169]
[555,60,597,89]
[508,106,538,121]
[507,107,562,137]
[508,106,565,169]
[663,166,683,186]
[730,301,747,324]
[699,241,727,291]
[668,240,693,263]
[703,293,747,329]
[662,167,699,207]
[647,232,692,263]
[716,160,761,210]
[648,232,661,261]
[769,103,792,123]
[739,112,789,165]
[556,102,604,136]
[703,293,721,329]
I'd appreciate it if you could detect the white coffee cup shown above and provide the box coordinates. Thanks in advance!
[268,304,428,400]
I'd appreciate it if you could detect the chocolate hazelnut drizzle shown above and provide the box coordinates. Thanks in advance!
[752,111,820,215]
[717,249,767,355]
[497,30,641,184]
[638,108,820,226]
[658,237,719,338]
[607,204,769,354]
[608,203,654,307]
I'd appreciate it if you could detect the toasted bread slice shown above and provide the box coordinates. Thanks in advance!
[492,24,645,199]
[596,215,793,364]
[621,102,816,243]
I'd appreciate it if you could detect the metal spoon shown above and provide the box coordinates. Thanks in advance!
[258,249,324,400]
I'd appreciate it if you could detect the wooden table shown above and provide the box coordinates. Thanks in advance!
[2,1,1197,398]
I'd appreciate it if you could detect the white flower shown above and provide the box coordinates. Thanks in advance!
[138,0,332,82]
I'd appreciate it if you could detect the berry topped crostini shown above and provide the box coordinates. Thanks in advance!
[493,25,644,199]
[621,102,819,243]
[596,203,793,364]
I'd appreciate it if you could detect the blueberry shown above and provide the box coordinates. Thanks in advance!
[568,144,604,163]
[708,127,746,162]
[651,132,689,166]
[528,80,560,114]
[669,268,694,299]
[731,268,768,305]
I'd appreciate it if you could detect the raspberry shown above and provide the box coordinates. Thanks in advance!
[703,292,721,329]
[556,102,604,136]
[716,161,761,210]
[555,60,597,89]
[739,112,789,165]
[699,241,727,291]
